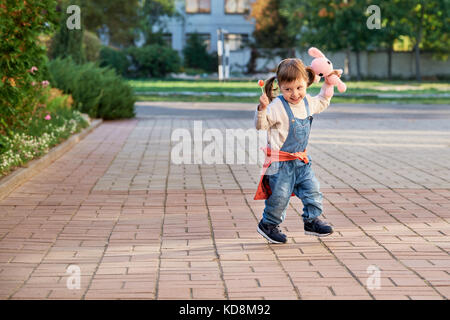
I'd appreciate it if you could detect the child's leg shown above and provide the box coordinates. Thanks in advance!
[262,162,295,226]
[293,163,323,222]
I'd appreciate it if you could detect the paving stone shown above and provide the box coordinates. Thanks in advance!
[1,103,449,300]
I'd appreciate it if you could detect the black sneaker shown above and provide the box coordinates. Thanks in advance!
[304,218,333,237]
[257,220,287,244]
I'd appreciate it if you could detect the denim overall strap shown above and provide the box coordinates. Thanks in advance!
[304,97,311,118]
[279,95,295,121]
[279,95,311,121]
[278,96,311,154]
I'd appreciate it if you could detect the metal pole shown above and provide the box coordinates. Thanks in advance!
[217,29,223,81]
[224,42,230,79]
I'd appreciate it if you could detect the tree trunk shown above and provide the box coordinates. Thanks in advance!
[414,2,424,82]
[414,44,421,82]
[387,44,393,79]
[355,50,361,81]
[288,47,296,58]
[345,47,351,80]
[247,46,259,74]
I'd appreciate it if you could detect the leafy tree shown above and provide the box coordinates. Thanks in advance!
[138,0,177,46]
[281,0,374,80]
[79,0,177,47]
[282,0,449,81]
[372,1,411,78]
[281,0,337,51]
[249,0,296,53]
[50,0,86,64]
[402,0,450,81]
[246,0,297,72]
[80,0,141,47]
[0,0,58,136]
[337,0,373,80]
[419,0,450,60]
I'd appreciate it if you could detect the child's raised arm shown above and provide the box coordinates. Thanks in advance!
[309,69,343,114]
[310,81,333,115]
[255,93,278,130]
[258,92,270,111]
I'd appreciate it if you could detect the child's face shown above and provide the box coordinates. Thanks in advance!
[280,78,307,105]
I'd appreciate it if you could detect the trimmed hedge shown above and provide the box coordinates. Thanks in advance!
[183,33,217,73]
[83,31,102,63]
[47,57,135,119]
[99,46,130,77]
[127,44,181,78]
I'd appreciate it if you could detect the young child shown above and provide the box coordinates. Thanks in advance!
[254,58,338,244]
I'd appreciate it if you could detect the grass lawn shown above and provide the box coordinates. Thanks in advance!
[129,79,450,104]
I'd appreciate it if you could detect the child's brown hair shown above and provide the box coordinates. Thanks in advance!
[264,58,316,102]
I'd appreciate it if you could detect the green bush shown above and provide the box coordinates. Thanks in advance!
[99,46,130,77]
[183,33,217,73]
[127,44,181,78]
[0,84,88,177]
[0,107,88,177]
[0,0,58,136]
[83,31,102,62]
[47,57,135,119]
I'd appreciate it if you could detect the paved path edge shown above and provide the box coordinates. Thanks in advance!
[0,118,103,201]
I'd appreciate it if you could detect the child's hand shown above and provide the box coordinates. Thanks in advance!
[258,93,269,110]
[329,69,342,78]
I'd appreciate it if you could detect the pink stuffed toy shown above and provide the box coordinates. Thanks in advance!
[308,47,347,97]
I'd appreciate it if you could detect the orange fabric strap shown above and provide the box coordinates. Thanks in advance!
[253,147,309,200]
[263,147,309,165]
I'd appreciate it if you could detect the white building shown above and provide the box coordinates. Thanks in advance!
[162,0,256,73]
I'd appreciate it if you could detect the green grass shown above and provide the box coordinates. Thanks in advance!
[130,79,450,104]
[129,79,449,93]
[135,94,450,105]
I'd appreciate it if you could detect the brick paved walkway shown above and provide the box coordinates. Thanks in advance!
[1,102,449,300]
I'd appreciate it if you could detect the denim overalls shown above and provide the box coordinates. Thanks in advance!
[262,96,323,225]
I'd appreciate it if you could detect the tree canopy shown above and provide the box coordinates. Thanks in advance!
[80,0,141,46]
[277,0,449,80]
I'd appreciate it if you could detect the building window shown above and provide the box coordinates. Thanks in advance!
[186,0,211,13]
[162,34,172,47]
[225,33,248,51]
[225,0,250,14]
[186,33,211,51]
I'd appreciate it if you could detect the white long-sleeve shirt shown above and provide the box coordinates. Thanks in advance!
[254,86,331,150]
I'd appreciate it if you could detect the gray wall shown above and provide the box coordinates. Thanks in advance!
[161,1,449,78]
[256,50,450,79]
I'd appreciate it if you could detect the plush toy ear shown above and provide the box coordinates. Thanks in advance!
[308,47,326,58]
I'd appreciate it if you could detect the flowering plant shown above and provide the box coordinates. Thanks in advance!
[0,0,57,136]
[0,109,88,176]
